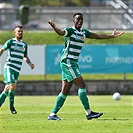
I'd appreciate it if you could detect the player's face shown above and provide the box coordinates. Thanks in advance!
[14,27,23,40]
[73,15,83,31]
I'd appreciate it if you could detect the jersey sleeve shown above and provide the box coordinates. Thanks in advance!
[83,28,92,38]
[2,39,11,50]
[64,27,73,37]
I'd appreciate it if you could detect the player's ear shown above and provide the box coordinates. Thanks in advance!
[14,28,17,34]
[73,18,76,23]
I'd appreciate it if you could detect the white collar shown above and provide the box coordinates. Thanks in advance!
[72,26,82,32]
[13,38,22,42]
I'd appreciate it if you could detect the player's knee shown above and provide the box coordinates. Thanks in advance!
[10,84,16,90]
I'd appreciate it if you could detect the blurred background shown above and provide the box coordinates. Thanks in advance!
[0,0,133,30]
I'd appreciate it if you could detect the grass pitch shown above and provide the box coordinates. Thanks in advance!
[0,95,132,133]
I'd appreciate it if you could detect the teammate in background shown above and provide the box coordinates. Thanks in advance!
[48,13,124,120]
[0,25,35,114]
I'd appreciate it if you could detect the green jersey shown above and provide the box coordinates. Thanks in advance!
[61,26,91,61]
[2,38,28,73]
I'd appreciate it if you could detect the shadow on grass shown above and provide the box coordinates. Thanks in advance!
[99,118,130,121]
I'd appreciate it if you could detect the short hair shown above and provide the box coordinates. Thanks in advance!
[14,25,23,29]
[73,13,83,18]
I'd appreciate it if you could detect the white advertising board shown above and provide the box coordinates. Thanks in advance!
[0,45,45,75]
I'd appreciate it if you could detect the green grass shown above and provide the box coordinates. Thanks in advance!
[0,96,132,133]
[0,31,133,44]
[0,73,133,81]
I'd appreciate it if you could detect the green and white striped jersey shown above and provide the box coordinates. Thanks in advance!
[2,38,28,73]
[61,26,91,61]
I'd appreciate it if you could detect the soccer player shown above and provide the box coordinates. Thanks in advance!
[0,25,35,114]
[48,13,124,120]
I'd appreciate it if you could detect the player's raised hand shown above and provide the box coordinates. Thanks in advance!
[112,29,125,38]
[48,20,65,36]
[48,20,56,28]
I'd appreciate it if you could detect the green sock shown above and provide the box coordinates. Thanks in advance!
[0,91,8,106]
[78,88,90,110]
[8,90,15,108]
[51,92,67,114]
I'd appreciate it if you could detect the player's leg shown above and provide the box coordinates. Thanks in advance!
[73,76,91,115]
[48,59,74,120]
[0,68,10,107]
[8,69,19,114]
[8,83,17,114]
[3,68,18,114]
[63,59,92,116]
[0,85,9,107]
[51,80,72,114]
[48,80,73,120]
[73,76,103,120]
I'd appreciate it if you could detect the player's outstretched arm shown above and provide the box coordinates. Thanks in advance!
[88,29,125,39]
[48,20,65,36]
